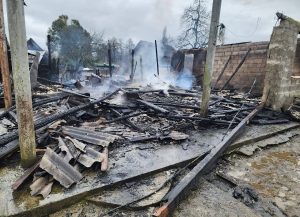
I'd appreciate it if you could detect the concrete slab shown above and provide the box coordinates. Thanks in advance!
[225,133,300,216]
[0,129,220,217]
[172,180,260,217]
[1,122,299,217]
[227,122,300,152]
[87,170,173,208]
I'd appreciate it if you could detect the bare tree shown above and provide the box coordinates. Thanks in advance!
[177,0,211,49]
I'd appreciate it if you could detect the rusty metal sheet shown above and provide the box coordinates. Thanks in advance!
[62,126,119,147]
[40,148,83,188]
[77,148,105,168]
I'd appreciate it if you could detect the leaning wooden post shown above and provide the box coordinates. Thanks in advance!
[0,0,12,109]
[130,49,134,81]
[56,58,60,76]
[155,40,159,76]
[47,35,52,73]
[140,55,143,80]
[200,0,222,117]
[7,0,36,167]
[108,42,112,78]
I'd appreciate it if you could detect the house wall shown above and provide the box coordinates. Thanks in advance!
[262,15,300,110]
[175,38,300,96]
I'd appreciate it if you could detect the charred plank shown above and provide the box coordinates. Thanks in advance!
[136,99,169,114]
[153,102,264,217]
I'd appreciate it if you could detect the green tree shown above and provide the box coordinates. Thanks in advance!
[48,15,93,69]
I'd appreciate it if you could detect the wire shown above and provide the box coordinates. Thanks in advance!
[225,17,261,38]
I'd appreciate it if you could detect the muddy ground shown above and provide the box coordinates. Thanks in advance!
[48,128,300,217]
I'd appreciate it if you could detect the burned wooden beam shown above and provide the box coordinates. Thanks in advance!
[153,102,200,110]
[102,111,146,124]
[212,55,231,90]
[108,42,112,78]
[220,48,251,90]
[130,49,134,81]
[154,114,238,125]
[124,89,164,94]
[0,89,120,147]
[155,40,159,76]
[136,99,169,114]
[110,108,144,132]
[153,102,265,217]
[0,122,57,160]
[210,108,253,115]
[0,94,68,120]
[60,89,96,100]
[37,77,69,86]
[168,92,200,98]
[12,159,41,190]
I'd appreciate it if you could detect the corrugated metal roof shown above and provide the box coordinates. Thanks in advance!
[62,126,119,147]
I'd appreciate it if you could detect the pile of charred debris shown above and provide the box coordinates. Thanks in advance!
[0,77,298,216]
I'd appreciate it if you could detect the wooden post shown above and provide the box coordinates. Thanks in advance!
[140,55,143,80]
[56,58,60,76]
[130,49,134,81]
[47,35,52,73]
[108,42,112,78]
[0,0,12,109]
[155,40,159,76]
[200,0,222,117]
[7,0,36,168]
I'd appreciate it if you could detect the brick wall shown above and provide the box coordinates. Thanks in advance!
[212,41,268,95]
[177,38,300,95]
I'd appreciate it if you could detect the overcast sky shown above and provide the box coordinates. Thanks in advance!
[3,0,300,50]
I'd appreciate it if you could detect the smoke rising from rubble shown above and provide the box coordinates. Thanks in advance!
[130,41,196,92]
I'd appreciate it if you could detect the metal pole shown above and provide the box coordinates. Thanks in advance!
[0,0,12,109]
[155,40,159,76]
[7,0,36,168]
[200,0,222,117]
[140,55,143,80]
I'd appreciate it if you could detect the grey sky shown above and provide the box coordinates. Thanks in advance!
[3,0,300,50]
